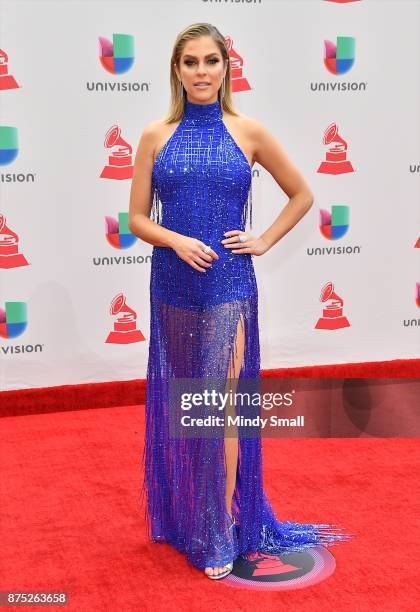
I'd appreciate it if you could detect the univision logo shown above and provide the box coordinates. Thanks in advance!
[0,126,18,164]
[320,205,349,239]
[324,37,355,75]
[105,213,137,249]
[86,33,150,93]
[402,283,420,327]
[99,33,134,74]
[0,300,27,338]
[0,125,36,183]
[92,212,151,266]
[306,205,361,256]
[310,36,367,92]
[0,300,43,353]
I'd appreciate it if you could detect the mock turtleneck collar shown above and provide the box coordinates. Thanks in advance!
[183,98,223,124]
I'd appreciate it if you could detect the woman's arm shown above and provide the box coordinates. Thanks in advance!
[128,123,179,248]
[253,119,314,251]
[128,123,219,272]
[223,118,314,256]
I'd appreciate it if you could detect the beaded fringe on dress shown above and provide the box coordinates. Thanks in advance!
[141,202,353,572]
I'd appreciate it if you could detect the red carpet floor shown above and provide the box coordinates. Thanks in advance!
[1,404,419,612]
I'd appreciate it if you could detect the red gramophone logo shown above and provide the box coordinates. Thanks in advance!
[242,553,301,577]
[0,48,20,90]
[223,546,338,589]
[317,123,354,175]
[225,36,251,93]
[0,214,29,269]
[106,292,145,344]
[315,281,350,330]
[415,237,420,248]
[100,125,133,180]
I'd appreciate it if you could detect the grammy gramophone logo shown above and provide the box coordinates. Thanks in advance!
[315,282,350,330]
[235,551,306,580]
[317,123,354,175]
[225,36,251,93]
[106,292,145,344]
[0,48,20,90]
[0,214,29,269]
[415,237,420,248]
[100,125,133,180]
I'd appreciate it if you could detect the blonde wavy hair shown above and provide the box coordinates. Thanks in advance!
[164,22,239,124]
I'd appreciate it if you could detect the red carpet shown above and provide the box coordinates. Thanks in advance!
[1,358,419,418]
[1,404,419,611]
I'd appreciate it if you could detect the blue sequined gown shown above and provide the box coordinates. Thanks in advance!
[141,99,353,570]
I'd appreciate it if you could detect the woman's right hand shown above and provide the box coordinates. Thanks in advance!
[170,235,219,273]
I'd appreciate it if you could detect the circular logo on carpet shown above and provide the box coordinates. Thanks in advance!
[222,546,336,590]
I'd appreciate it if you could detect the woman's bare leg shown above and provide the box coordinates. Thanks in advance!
[205,313,245,577]
[224,313,245,513]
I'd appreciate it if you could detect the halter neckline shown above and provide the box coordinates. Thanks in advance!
[183,98,223,124]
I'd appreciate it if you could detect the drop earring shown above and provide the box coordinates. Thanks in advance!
[178,79,184,98]
[220,76,225,101]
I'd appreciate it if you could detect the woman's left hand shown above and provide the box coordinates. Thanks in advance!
[221,230,270,256]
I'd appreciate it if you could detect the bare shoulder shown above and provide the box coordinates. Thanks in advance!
[138,118,180,159]
[148,119,180,155]
[236,112,270,138]
[225,110,270,142]
[140,118,169,143]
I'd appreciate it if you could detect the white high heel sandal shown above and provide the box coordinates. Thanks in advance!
[205,514,235,580]
[205,561,233,580]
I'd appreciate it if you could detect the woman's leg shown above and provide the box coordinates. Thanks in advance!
[224,312,245,514]
[205,313,245,577]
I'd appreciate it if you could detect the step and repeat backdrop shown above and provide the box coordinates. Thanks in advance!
[1,0,419,390]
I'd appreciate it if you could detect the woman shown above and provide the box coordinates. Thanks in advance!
[129,23,353,580]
